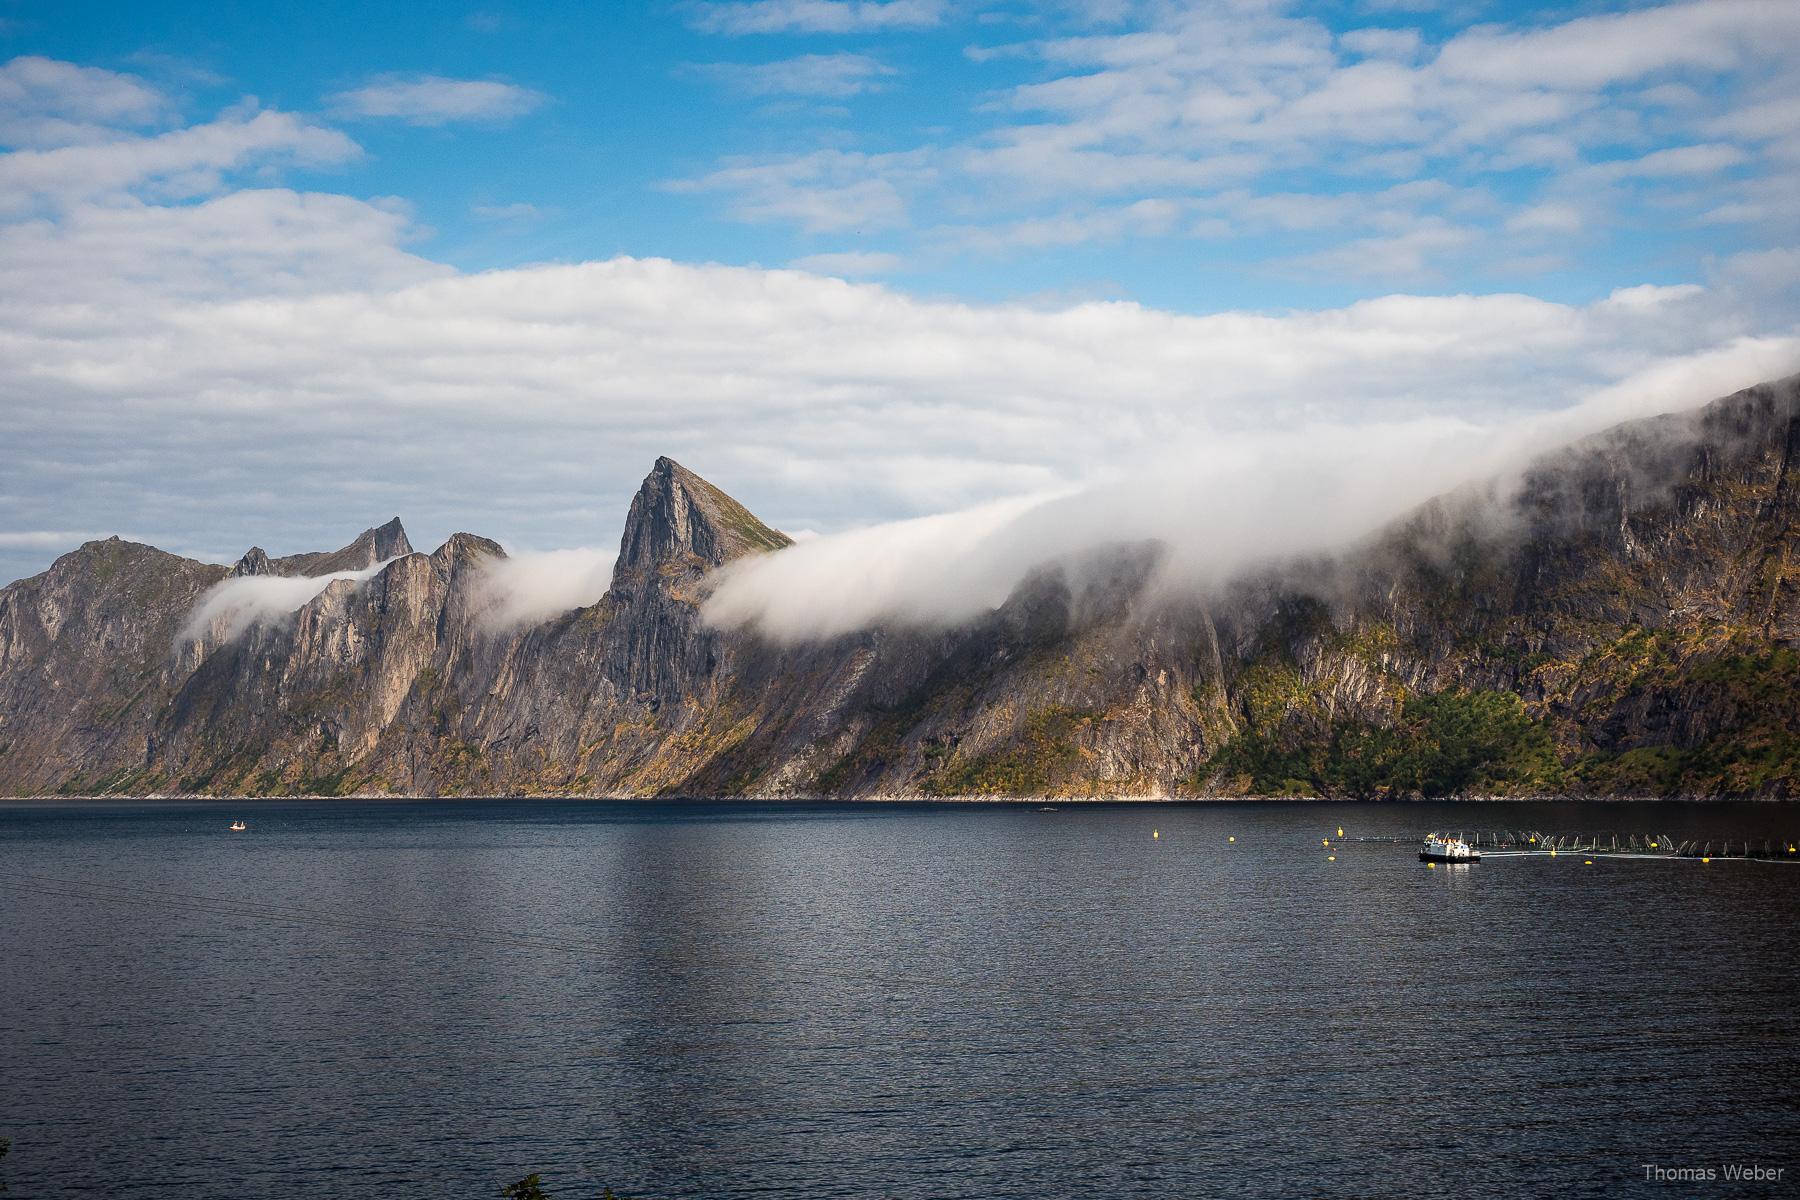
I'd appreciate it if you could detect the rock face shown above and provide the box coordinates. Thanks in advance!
[2,378,1798,799]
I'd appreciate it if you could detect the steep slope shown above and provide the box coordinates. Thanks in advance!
[1208,376,1800,797]
[0,538,227,793]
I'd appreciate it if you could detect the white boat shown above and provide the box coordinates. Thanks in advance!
[1420,835,1478,863]
[229,820,247,832]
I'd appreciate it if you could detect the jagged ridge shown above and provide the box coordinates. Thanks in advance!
[1,376,1797,799]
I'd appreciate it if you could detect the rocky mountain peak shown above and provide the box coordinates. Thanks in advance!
[231,547,273,577]
[612,457,792,587]
[268,518,415,577]
[429,532,506,575]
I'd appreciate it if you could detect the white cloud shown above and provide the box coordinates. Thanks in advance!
[0,55,169,146]
[788,249,904,275]
[668,0,1800,271]
[947,196,1181,252]
[691,52,898,97]
[690,0,945,36]
[7,173,1792,596]
[1339,28,1423,61]
[0,188,444,301]
[472,547,616,630]
[1281,219,1477,281]
[0,107,358,211]
[702,330,1800,641]
[327,75,547,126]
[179,558,402,645]
[1587,142,1750,181]
[668,148,932,232]
[1504,202,1582,234]
[2,52,1797,618]
[1432,0,1800,90]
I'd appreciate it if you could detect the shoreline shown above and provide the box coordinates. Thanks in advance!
[5,792,1797,804]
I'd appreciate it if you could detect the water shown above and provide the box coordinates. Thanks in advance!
[2,799,1797,1199]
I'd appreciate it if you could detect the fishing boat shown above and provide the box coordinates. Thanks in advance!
[229,820,247,832]
[1420,835,1478,863]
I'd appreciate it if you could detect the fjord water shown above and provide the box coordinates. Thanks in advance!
[2,801,1796,1198]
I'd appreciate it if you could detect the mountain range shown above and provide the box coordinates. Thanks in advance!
[2,375,1796,799]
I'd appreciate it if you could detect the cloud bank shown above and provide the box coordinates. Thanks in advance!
[473,548,616,631]
[700,337,1799,640]
[0,48,1796,625]
[179,559,401,646]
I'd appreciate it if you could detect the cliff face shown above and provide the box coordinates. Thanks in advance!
[1207,377,1800,798]
[2,376,1797,799]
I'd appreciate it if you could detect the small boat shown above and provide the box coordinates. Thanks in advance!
[229,820,247,832]
[1420,835,1478,863]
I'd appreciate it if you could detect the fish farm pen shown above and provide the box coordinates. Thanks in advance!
[1351,831,1800,861]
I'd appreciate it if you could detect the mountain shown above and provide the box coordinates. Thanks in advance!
[230,517,413,578]
[1,375,1796,799]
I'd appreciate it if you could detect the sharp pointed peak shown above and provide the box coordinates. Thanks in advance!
[613,457,792,585]
[264,518,415,577]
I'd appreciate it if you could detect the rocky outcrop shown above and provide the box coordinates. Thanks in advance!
[2,379,1798,799]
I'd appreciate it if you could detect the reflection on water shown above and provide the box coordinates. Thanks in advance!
[1,799,1796,1198]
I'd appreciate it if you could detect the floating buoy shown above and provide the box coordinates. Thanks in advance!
[1322,838,1330,846]
[1327,855,1335,862]
[1337,827,1344,837]
[1649,842,1658,849]
[1427,862,1436,869]
[1529,836,1537,844]
[1702,856,1711,863]
[1228,836,1235,843]
[1152,829,1159,840]
[1584,859,1593,865]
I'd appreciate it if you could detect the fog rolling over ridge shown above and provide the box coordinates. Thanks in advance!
[700,347,1800,641]
[1,372,1797,801]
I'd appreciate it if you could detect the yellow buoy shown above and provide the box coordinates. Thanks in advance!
[1529,836,1536,844]
[1228,836,1235,843]
[1337,827,1344,837]
[1649,842,1658,849]
[1322,838,1330,846]
[1584,859,1593,865]
[1327,855,1335,862]
[1702,856,1711,863]
[1153,829,1159,839]
[1428,862,1436,869]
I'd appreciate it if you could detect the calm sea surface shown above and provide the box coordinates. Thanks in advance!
[2,799,1798,1199]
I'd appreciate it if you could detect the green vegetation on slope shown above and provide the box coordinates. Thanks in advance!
[922,705,1096,796]
[1211,688,1563,798]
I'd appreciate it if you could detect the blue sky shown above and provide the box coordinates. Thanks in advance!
[1,0,1797,596]
[9,0,1791,310]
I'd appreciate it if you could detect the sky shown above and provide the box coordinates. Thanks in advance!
[1,0,1798,602]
